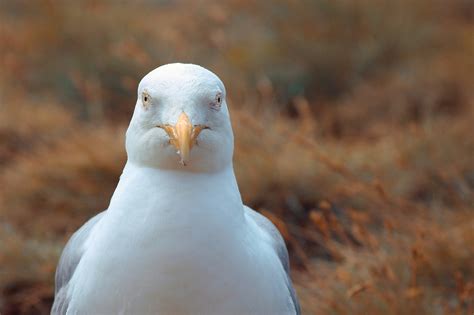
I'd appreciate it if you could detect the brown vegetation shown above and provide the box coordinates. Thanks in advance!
[1,0,473,314]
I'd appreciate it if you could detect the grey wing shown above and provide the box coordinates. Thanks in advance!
[51,211,106,315]
[244,206,301,315]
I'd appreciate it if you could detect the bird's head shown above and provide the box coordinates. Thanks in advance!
[125,63,233,173]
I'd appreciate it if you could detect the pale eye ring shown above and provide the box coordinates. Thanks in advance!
[211,92,223,111]
[142,91,151,108]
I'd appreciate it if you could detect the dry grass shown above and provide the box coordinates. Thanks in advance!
[1,0,473,314]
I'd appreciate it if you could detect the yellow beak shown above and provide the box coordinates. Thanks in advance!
[158,112,207,165]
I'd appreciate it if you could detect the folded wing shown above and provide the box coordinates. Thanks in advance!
[244,206,301,315]
[51,211,106,315]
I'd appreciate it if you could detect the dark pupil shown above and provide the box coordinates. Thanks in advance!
[144,96,148,102]
[217,97,221,103]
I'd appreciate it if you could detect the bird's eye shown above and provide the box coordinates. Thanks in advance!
[142,91,151,109]
[210,93,223,111]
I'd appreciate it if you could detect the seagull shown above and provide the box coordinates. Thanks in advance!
[52,63,300,315]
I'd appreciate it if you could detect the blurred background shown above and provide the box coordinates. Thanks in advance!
[0,0,473,314]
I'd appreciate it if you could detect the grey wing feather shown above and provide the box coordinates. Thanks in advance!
[244,206,301,315]
[51,211,106,315]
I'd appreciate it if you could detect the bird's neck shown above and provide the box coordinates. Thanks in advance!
[106,162,245,230]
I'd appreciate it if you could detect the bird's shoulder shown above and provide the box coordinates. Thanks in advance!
[243,206,301,315]
[243,206,289,271]
[52,211,106,314]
